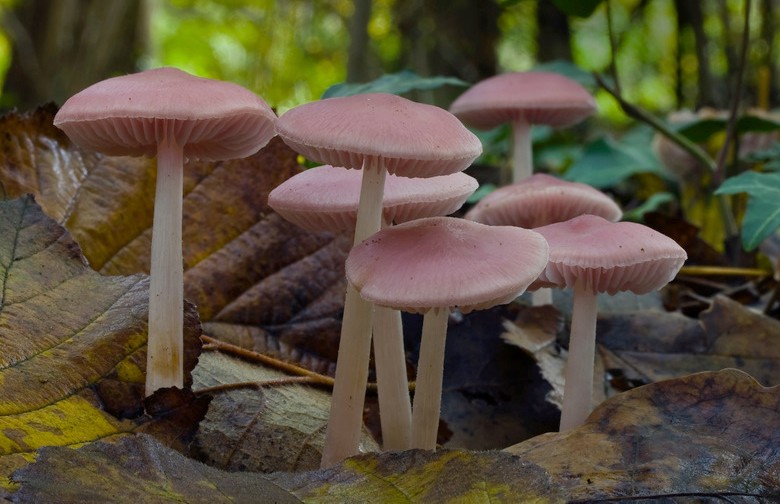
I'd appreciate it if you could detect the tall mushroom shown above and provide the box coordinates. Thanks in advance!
[346,217,549,449]
[53,67,277,396]
[269,165,478,450]
[533,215,687,430]
[450,72,596,183]
[276,93,482,466]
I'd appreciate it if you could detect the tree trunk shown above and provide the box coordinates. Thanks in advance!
[346,0,374,83]
[674,0,716,107]
[2,0,146,110]
[394,0,500,104]
[536,0,572,62]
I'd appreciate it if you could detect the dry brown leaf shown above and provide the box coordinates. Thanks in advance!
[0,106,349,373]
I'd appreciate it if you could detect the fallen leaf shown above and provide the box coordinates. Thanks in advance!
[403,305,561,450]
[0,106,350,373]
[12,370,778,502]
[11,434,300,504]
[0,196,200,491]
[191,350,378,473]
[599,295,780,387]
[507,369,780,501]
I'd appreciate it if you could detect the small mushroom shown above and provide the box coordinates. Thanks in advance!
[532,215,687,431]
[269,165,478,450]
[450,72,596,183]
[276,93,481,466]
[54,67,277,396]
[466,173,622,305]
[346,217,549,450]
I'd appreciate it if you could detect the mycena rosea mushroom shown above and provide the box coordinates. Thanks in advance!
[346,217,549,450]
[276,93,481,466]
[450,72,596,183]
[533,215,687,431]
[53,67,277,396]
[466,173,622,305]
[269,165,478,450]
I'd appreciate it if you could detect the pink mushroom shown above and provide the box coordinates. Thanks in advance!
[276,93,481,466]
[466,173,622,305]
[346,217,549,450]
[53,67,277,396]
[533,215,687,430]
[269,165,478,450]
[450,72,596,183]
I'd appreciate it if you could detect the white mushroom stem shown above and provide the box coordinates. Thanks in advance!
[411,306,449,450]
[372,306,412,450]
[559,277,598,431]
[321,158,387,468]
[145,135,185,397]
[532,287,553,306]
[511,120,533,182]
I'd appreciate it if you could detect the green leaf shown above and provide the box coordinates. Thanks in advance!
[674,114,780,143]
[322,70,469,99]
[551,0,604,18]
[622,192,676,222]
[563,129,665,188]
[715,171,780,250]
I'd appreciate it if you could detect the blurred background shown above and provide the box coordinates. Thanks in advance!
[0,0,770,121]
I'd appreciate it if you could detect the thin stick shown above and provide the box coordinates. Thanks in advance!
[411,307,450,450]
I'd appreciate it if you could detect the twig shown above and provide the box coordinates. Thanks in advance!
[594,73,716,173]
[200,334,416,394]
[605,0,621,96]
[201,334,336,388]
[195,376,320,396]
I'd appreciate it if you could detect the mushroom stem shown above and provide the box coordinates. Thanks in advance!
[145,136,185,397]
[321,159,387,468]
[532,287,553,306]
[511,120,533,182]
[411,306,449,450]
[373,306,412,450]
[559,278,598,431]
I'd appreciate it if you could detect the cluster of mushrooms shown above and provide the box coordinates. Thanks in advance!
[53,67,687,469]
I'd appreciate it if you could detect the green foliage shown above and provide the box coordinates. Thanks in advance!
[564,127,666,189]
[322,70,468,99]
[674,114,780,143]
[715,171,780,251]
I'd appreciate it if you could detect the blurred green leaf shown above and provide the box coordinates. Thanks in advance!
[322,70,468,99]
[563,128,665,188]
[551,0,604,18]
[622,192,676,222]
[715,171,780,251]
[674,115,780,143]
[466,183,497,204]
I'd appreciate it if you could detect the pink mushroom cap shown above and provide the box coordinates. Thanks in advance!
[53,67,278,160]
[276,93,482,178]
[269,165,478,231]
[450,71,597,130]
[346,216,549,314]
[533,214,687,295]
[465,173,622,228]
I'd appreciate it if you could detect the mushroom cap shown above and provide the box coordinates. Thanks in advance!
[450,71,597,130]
[276,93,482,178]
[269,165,478,231]
[346,216,549,314]
[533,214,687,295]
[465,173,621,228]
[53,67,278,160]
